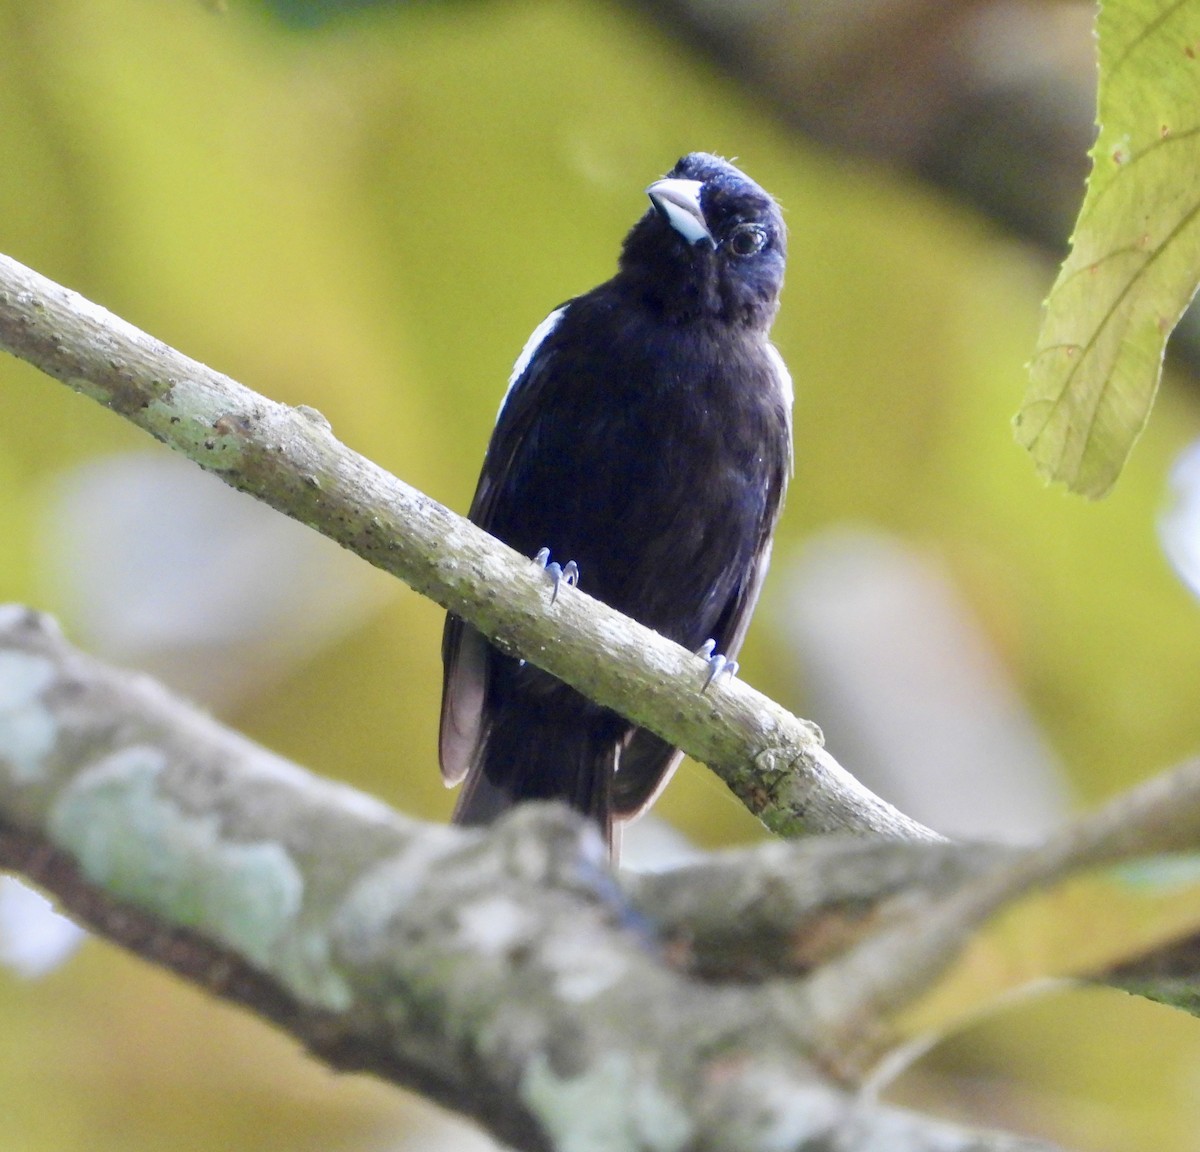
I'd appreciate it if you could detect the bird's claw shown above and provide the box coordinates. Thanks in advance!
[534,548,579,605]
[697,639,738,691]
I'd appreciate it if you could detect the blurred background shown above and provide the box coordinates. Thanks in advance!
[2,0,1200,1148]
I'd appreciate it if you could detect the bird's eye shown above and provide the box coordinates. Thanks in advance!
[727,224,767,257]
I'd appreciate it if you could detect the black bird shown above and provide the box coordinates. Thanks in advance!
[439,153,792,853]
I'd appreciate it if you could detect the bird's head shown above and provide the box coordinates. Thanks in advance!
[620,153,786,330]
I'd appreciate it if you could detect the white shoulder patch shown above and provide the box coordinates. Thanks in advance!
[766,342,795,477]
[497,306,568,421]
[765,342,793,409]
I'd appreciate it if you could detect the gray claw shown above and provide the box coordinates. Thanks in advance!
[534,549,579,605]
[701,648,739,692]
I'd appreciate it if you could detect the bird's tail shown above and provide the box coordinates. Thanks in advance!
[451,717,618,854]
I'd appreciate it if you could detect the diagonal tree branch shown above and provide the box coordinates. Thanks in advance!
[0,249,935,844]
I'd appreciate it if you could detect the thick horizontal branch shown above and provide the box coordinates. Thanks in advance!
[0,250,934,843]
[0,605,1055,1152]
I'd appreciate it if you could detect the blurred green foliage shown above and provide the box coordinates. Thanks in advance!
[1,0,1200,1149]
[260,0,403,30]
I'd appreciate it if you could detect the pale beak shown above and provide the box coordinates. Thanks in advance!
[646,178,712,247]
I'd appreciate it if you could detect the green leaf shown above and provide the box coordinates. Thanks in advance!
[1016,0,1200,498]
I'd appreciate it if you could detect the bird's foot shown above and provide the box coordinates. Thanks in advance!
[697,638,739,692]
[534,547,579,605]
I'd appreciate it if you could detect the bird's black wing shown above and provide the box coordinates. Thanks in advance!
[438,305,570,787]
[612,344,793,818]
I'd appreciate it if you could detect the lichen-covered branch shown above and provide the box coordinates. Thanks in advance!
[0,605,1060,1152]
[0,250,933,844]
